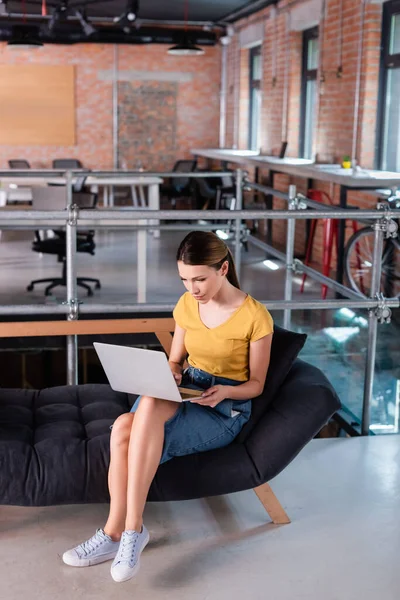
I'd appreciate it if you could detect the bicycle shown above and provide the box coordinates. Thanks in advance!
[344,194,400,298]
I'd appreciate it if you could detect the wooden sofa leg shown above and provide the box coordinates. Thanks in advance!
[253,482,291,524]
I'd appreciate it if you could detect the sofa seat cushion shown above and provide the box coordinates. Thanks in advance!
[0,384,129,506]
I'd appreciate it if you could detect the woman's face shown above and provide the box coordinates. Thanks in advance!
[177,261,228,303]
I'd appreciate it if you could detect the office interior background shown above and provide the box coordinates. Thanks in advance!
[0,1,399,599]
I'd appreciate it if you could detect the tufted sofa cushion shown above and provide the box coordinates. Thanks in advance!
[0,384,129,506]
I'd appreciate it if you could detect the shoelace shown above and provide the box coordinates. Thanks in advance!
[77,530,105,557]
[115,533,139,566]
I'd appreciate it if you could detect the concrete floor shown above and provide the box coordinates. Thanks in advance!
[1,435,399,600]
[0,228,323,305]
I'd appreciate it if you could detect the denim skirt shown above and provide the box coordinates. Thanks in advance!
[129,366,252,464]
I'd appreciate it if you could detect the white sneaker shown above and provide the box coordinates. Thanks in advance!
[110,526,150,583]
[62,528,120,567]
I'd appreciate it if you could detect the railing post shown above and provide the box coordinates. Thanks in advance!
[361,216,385,435]
[137,220,147,303]
[283,184,297,330]
[235,168,243,280]
[66,170,79,386]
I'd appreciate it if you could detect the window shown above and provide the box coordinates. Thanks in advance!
[377,0,400,171]
[299,27,319,159]
[249,46,262,151]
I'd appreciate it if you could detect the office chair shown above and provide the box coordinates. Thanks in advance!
[8,160,31,169]
[27,187,101,297]
[52,159,83,169]
[278,141,288,159]
[259,141,288,159]
[162,159,197,208]
[194,173,235,211]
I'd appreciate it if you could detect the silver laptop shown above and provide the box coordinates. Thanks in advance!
[93,342,202,402]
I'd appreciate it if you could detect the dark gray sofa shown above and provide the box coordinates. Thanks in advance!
[0,327,340,508]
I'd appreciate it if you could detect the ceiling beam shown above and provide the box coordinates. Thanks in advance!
[219,0,277,23]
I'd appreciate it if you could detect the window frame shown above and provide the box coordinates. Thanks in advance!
[376,0,400,170]
[248,45,262,151]
[299,26,319,159]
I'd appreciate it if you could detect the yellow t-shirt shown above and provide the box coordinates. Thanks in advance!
[173,292,273,381]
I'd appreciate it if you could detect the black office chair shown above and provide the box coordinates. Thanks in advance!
[27,188,101,297]
[161,159,197,208]
[259,141,288,159]
[194,173,235,211]
[52,159,83,169]
[8,160,31,169]
[278,141,288,159]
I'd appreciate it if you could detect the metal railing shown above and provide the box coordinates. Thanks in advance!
[1,168,399,435]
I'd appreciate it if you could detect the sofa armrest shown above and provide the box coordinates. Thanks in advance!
[245,359,341,484]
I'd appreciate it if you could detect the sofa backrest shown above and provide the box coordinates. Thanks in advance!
[236,325,307,443]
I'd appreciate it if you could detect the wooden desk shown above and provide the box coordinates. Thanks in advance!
[0,173,163,239]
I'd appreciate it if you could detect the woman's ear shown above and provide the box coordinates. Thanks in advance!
[220,260,229,277]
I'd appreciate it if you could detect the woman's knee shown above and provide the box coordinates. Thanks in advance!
[110,413,134,446]
[136,396,178,421]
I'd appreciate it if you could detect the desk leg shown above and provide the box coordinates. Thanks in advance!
[131,185,139,207]
[139,185,146,207]
[336,185,348,287]
[137,222,147,303]
[148,184,160,239]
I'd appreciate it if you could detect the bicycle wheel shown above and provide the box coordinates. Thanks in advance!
[344,227,400,297]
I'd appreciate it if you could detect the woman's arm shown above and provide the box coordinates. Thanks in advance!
[196,334,273,407]
[168,323,187,384]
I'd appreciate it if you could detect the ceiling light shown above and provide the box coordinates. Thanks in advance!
[216,230,230,240]
[7,39,43,49]
[168,36,205,56]
[263,259,280,271]
[219,35,232,46]
[323,327,360,344]
[7,26,43,49]
[75,9,96,37]
[338,307,356,319]
[336,307,368,328]
[114,0,139,28]
[168,0,204,56]
[48,2,69,34]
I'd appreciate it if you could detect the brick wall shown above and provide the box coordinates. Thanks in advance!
[0,42,221,170]
[227,0,385,266]
[116,45,221,171]
[0,43,114,169]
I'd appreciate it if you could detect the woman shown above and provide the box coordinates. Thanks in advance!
[62,231,273,583]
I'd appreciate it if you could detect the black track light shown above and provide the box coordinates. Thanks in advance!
[114,0,140,31]
[48,1,69,34]
[75,10,96,37]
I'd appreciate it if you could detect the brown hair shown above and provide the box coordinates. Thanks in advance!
[176,231,240,289]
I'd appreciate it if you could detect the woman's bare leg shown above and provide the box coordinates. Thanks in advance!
[124,396,178,532]
[103,413,135,540]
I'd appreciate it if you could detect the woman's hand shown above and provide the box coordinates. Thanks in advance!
[190,385,230,408]
[169,361,183,385]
